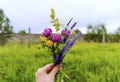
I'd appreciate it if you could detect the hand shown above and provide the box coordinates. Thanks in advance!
[35,63,62,82]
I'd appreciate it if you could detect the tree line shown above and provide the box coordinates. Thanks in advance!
[0,9,14,45]
[85,24,120,43]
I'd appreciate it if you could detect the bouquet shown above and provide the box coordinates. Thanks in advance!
[39,8,80,65]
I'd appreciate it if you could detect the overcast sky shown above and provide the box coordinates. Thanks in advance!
[0,0,120,34]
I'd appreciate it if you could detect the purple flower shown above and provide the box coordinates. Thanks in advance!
[71,22,77,30]
[51,34,61,42]
[54,33,80,64]
[61,30,70,37]
[67,18,73,26]
[43,28,52,37]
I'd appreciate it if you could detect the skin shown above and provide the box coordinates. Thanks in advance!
[35,63,62,82]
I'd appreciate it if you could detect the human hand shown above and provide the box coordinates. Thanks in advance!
[35,63,62,82]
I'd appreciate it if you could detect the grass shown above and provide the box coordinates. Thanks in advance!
[0,42,120,82]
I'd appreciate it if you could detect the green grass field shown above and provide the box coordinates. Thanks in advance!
[0,42,120,82]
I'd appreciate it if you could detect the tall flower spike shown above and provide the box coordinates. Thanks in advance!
[55,32,80,65]
[67,18,73,26]
[71,22,77,30]
[63,20,76,44]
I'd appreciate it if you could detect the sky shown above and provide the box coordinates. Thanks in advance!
[0,0,120,34]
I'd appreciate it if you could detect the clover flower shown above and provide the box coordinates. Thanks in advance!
[43,28,52,37]
[61,30,70,37]
[51,34,61,42]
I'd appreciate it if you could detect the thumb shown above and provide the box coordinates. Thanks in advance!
[49,65,59,76]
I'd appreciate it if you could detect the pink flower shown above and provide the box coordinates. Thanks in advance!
[61,30,70,37]
[43,28,52,37]
[51,34,61,42]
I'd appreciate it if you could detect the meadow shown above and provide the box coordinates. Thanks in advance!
[0,42,120,82]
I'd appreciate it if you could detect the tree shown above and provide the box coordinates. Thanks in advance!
[86,24,94,42]
[74,29,81,34]
[115,27,120,34]
[70,29,81,39]
[99,24,107,43]
[19,30,26,34]
[115,27,120,42]
[0,9,13,33]
[86,23,107,43]
[0,9,13,45]
[87,24,93,33]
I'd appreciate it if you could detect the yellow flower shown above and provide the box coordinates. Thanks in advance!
[40,36,47,42]
[46,40,53,47]
[50,8,55,19]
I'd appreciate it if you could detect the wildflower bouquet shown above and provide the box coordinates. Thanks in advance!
[39,9,80,65]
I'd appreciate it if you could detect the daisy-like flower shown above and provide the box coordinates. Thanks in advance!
[46,40,53,47]
[51,34,61,43]
[43,28,52,37]
[40,36,47,42]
